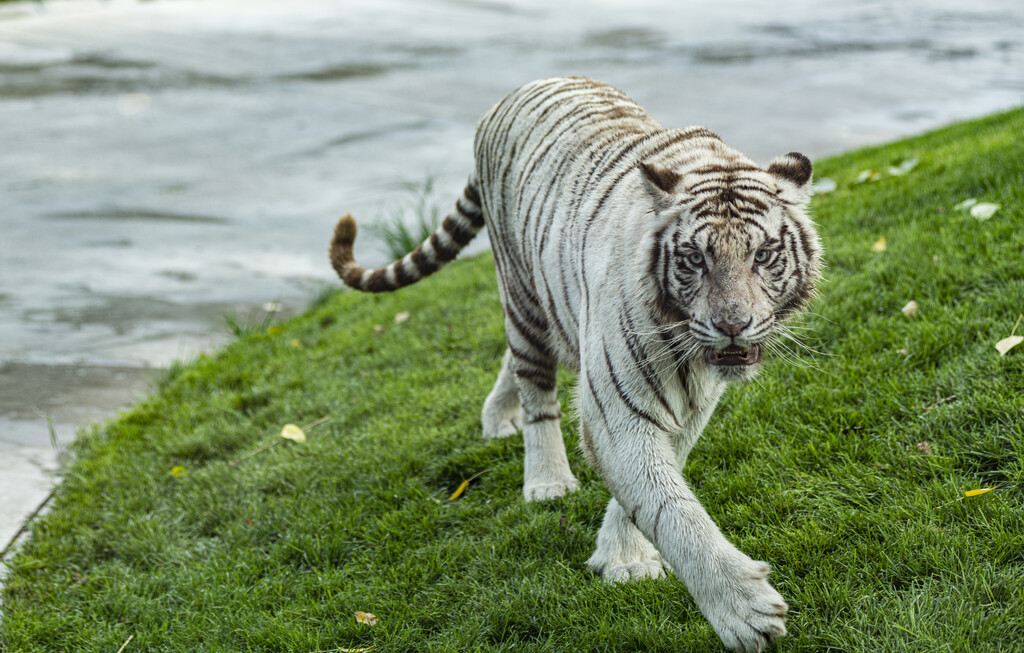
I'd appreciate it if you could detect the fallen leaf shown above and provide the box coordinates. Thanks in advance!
[996,314,1024,356]
[953,198,978,212]
[896,348,910,356]
[372,324,385,334]
[871,237,887,252]
[267,325,283,336]
[394,312,410,324]
[901,300,919,317]
[970,202,1001,220]
[170,466,187,477]
[996,335,1023,356]
[915,441,932,455]
[888,157,919,176]
[448,479,471,501]
[289,339,303,349]
[335,648,374,653]
[280,424,307,443]
[964,488,992,498]
[355,611,378,626]
[811,178,837,194]
[855,170,882,184]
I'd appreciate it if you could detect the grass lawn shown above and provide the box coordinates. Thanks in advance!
[2,108,1023,652]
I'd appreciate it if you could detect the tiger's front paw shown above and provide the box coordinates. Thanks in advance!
[523,475,579,501]
[700,560,788,653]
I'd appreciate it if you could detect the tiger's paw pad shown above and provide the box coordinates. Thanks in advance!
[523,476,579,501]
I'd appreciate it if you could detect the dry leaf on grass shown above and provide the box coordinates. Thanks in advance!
[394,312,410,323]
[953,198,1001,220]
[915,441,932,455]
[996,314,1024,357]
[855,170,882,184]
[355,611,378,626]
[280,424,307,443]
[996,335,1024,356]
[448,470,487,500]
[970,203,1001,220]
[871,237,887,252]
[901,300,919,317]
[811,178,837,194]
[964,488,993,498]
[888,157,919,176]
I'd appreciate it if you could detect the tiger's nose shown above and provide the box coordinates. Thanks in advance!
[714,319,751,336]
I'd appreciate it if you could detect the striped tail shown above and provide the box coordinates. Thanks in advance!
[329,180,485,292]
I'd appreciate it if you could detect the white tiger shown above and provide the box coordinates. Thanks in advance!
[330,76,822,652]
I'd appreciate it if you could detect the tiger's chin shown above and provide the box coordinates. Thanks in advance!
[705,344,763,381]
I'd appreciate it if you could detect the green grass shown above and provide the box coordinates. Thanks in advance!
[3,108,1024,652]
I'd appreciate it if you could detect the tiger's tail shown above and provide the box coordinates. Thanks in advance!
[329,179,485,292]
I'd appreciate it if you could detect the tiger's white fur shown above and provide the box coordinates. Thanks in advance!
[330,77,822,652]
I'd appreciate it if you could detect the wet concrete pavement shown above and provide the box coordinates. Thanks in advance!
[1,0,1022,550]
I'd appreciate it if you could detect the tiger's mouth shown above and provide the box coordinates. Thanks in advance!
[706,344,762,366]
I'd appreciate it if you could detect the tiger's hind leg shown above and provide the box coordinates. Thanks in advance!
[505,342,579,502]
[481,349,523,438]
[586,497,670,581]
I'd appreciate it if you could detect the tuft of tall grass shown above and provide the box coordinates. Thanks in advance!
[367,177,444,260]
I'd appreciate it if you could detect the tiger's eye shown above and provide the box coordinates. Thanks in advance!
[687,252,704,267]
[754,249,770,263]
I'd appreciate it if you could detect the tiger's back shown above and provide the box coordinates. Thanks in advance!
[329,76,821,653]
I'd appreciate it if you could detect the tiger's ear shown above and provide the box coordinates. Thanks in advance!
[638,161,682,209]
[768,152,813,204]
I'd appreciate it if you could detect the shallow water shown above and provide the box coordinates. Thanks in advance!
[0,0,1021,547]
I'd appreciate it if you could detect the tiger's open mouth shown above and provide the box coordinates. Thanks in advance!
[706,344,762,366]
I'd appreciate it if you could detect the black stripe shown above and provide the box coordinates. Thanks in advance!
[620,309,675,419]
[442,215,477,246]
[603,345,666,430]
[525,411,562,424]
[514,367,556,393]
[394,259,416,286]
[429,232,460,263]
[410,245,438,276]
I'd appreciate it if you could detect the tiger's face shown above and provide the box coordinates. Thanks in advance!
[640,153,821,381]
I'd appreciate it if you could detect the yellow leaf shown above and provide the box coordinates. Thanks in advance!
[289,339,303,349]
[448,479,471,501]
[280,424,307,443]
[170,466,187,477]
[267,325,283,336]
[355,611,378,626]
[871,237,887,252]
[964,488,992,497]
[995,335,1023,356]
[901,300,918,317]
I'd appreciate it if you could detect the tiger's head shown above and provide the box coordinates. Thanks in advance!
[640,151,822,381]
